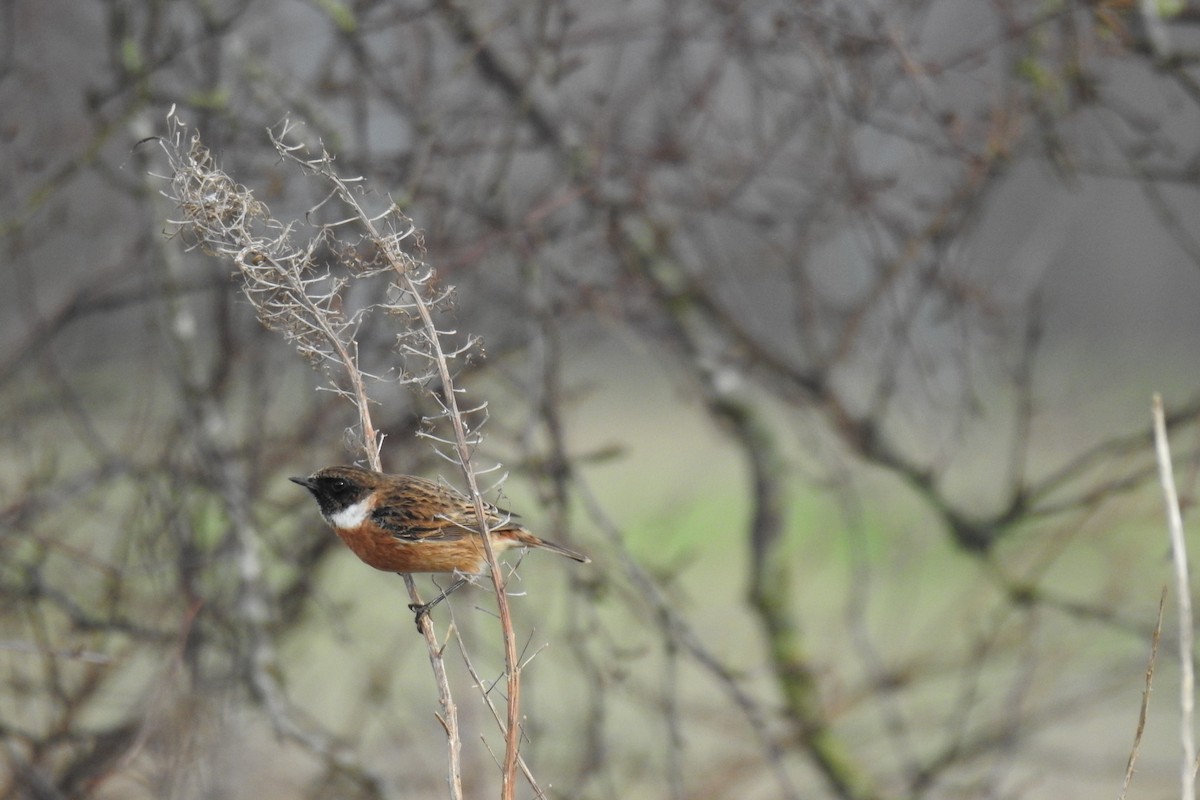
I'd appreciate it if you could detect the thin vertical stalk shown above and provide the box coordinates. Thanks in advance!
[1153,392,1194,800]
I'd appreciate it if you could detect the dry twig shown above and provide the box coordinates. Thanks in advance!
[1119,587,1165,800]
[1152,392,1195,800]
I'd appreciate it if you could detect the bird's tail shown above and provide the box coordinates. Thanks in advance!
[510,529,591,563]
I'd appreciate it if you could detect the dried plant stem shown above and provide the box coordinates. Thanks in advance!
[158,111,469,799]
[1119,588,1165,800]
[334,188,522,800]
[1152,392,1195,800]
[274,128,521,800]
[450,624,546,799]
[396,266,523,800]
[256,249,382,466]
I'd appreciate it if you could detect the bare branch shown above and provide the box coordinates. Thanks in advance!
[1153,392,1195,800]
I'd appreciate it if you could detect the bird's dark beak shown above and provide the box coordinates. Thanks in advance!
[290,476,314,489]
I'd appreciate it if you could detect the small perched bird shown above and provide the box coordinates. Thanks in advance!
[291,465,589,624]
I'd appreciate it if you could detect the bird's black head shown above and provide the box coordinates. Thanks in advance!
[290,465,378,519]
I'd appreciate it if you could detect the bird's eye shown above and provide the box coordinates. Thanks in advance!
[330,478,347,492]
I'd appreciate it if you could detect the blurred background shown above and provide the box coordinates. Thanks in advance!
[4,1,1200,798]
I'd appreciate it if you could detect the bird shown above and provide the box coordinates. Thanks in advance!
[290,465,589,625]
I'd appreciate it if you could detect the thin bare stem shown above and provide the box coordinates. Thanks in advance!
[396,247,521,800]
[449,621,547,799]
[1153,392,1195,800]
[157,108,465,800]
[1119,587,1165,800]
[288,136,523,800]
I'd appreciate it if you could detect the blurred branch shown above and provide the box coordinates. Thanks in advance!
[0,268,223,389]
[572,476,803,800]
[707,375,877,800]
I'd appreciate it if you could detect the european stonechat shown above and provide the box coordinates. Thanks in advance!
[291,465,589,623]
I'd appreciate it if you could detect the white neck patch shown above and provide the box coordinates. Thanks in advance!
[327,497,372,530]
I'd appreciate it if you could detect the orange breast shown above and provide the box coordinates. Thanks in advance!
[334,524,518,574]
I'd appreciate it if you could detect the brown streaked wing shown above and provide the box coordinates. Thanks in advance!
[371,475,522,541]
[370,504,466,542]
